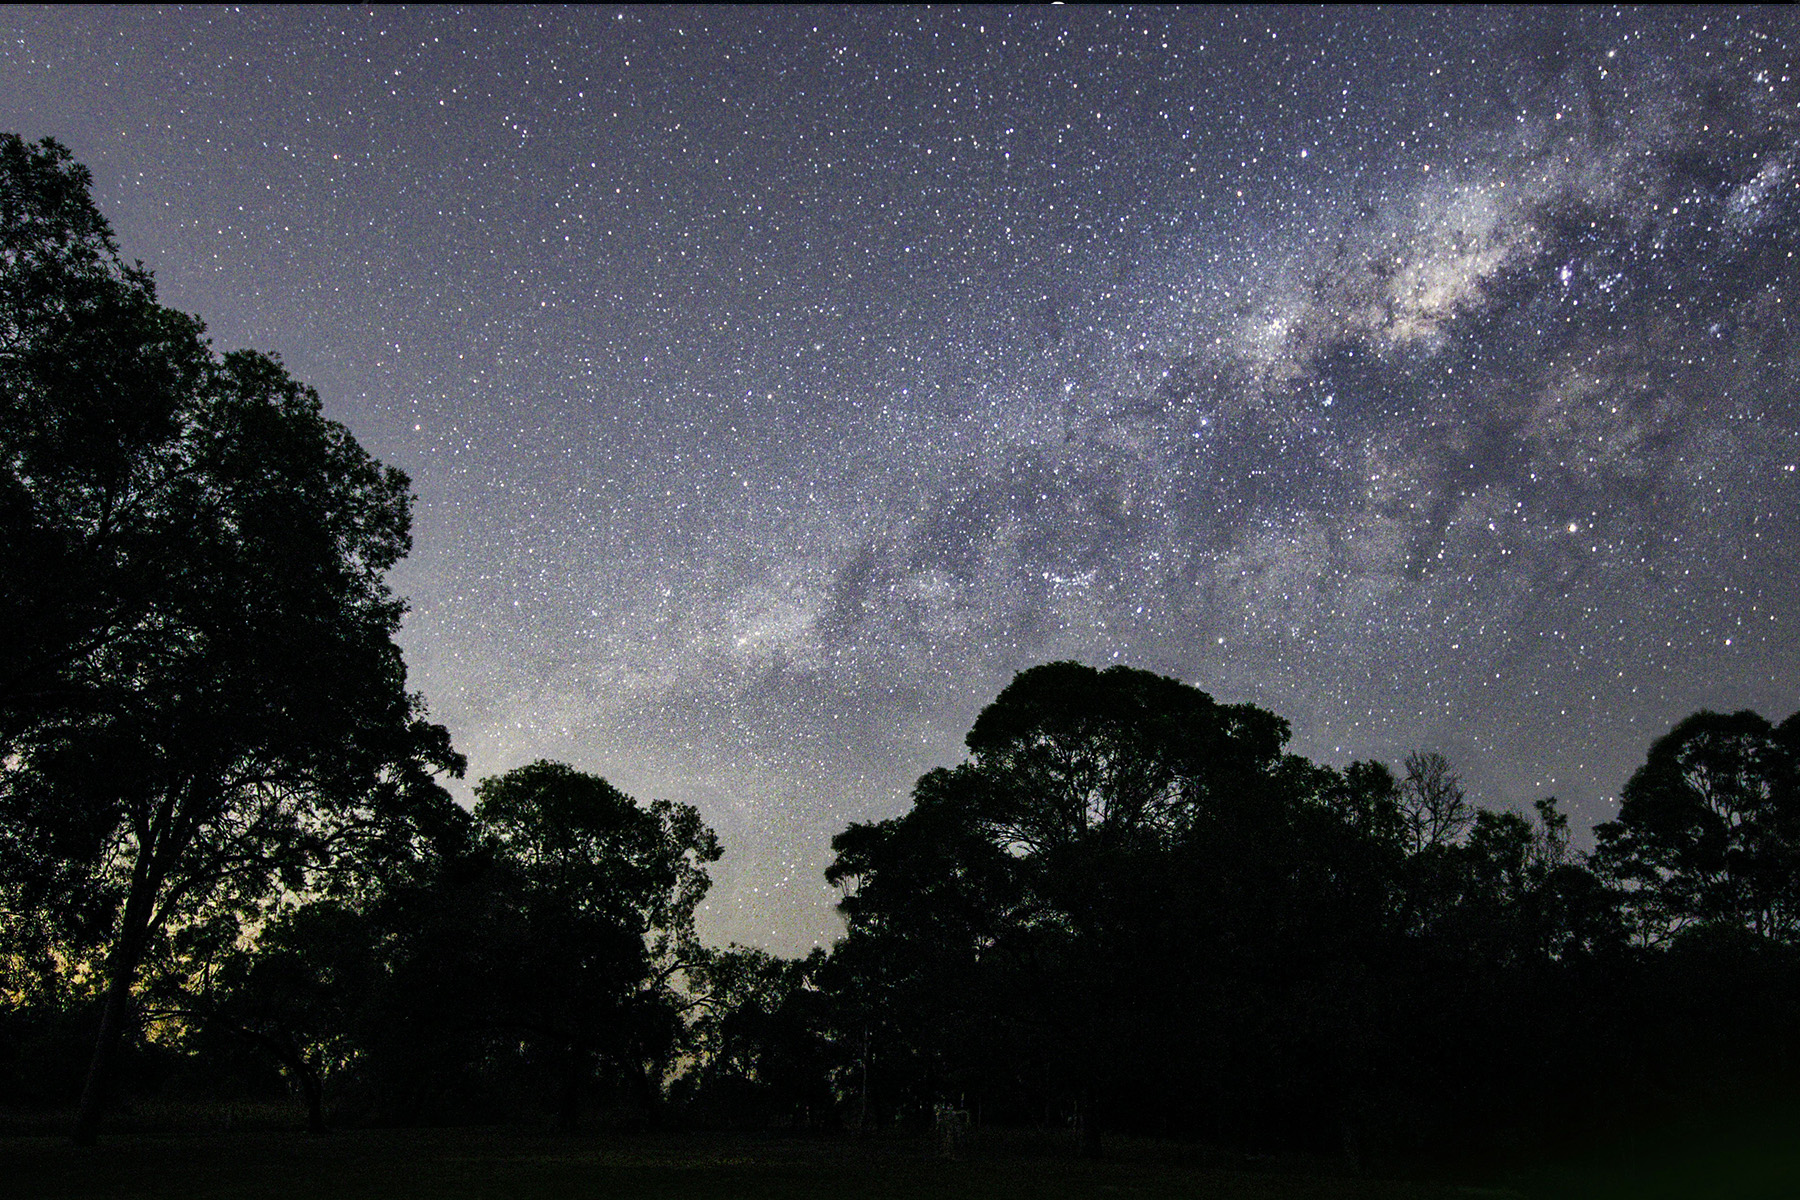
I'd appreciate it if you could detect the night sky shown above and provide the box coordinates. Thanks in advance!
[5,6,1797,952]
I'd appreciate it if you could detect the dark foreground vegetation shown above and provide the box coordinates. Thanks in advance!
[6,132,1800,1195]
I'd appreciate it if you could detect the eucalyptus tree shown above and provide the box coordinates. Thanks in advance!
[1595,709,1800,943]
[472,760,720,1127]
[826,662,1353,1151]
[0,134,463,1143]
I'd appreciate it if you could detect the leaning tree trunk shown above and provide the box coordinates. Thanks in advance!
[72,868,160,1145]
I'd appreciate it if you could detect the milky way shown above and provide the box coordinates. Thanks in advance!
[5,6,1797,950]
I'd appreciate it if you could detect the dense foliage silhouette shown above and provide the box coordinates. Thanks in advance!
[0,134,464,1142]
[813,669,1796,1159]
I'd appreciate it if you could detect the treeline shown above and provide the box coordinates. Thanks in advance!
[3,759,719,1132]
[6,133,1800,1159]
[813,665,1800,1159]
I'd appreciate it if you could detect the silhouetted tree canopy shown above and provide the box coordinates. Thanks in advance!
[471,760,721,1128]
[825,663,1408,1153]
[131,763,721,1131]
[677,945,836,1130]
[1595,709,1800,942]
[812,666,1800,1159]
[0,133,464,1143]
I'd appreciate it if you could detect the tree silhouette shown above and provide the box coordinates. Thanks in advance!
[679,945,837,1129]
[0,134,464,1143]
[826,662,1350,1153]
[0,137,206,749]
[1595,709,1800,943]
[177,900,381,1133]
[473,760,720,1128]
[1398,751,1473,854]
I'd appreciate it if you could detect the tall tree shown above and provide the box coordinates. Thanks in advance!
[0,134,463,1143]
[472,761,720,1128]
[826,662,1330,1153]
[1595,709,1800,943]
[0,136,207,747]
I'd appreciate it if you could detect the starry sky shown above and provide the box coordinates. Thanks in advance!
[5,6,1798,952]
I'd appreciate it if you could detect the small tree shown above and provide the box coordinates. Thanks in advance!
[1399,751,1473,854]
[679,945,836,1129]
[180,900,381,1132]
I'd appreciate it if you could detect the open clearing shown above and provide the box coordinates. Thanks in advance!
[7,1118,1800,1200]
[2,1126,1494,1200]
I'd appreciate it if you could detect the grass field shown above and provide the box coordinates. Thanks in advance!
[1,1124,1497,1200]
[6,1115,1800,1199]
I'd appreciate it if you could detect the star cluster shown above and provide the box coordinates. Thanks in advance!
[5,6,1797,950]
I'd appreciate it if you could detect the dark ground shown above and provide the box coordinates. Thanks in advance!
[0,1124,1478,1200]
[4,1110,1799,1200]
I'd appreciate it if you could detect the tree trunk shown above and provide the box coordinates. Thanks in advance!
[1074,1085,1103,1159]
[71,875,158,1145]
[556,1043,584,1131]
[857,1024,870,1135]
[630,1058,663,1130]
[295,1059,326,1134]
